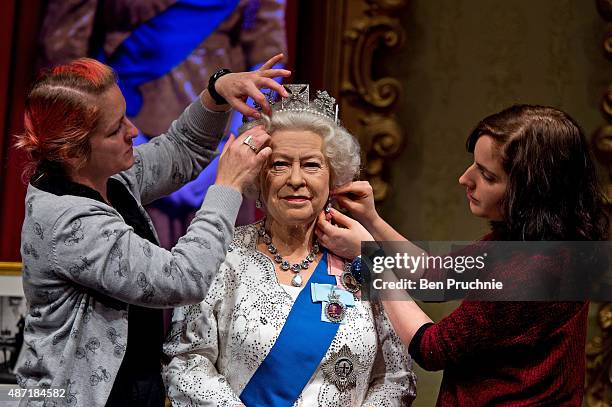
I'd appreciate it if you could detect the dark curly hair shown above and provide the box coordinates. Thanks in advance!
[466,105,609,241]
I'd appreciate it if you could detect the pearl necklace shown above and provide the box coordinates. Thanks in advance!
[258,224,319,287]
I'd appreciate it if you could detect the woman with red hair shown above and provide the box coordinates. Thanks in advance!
[14,56,289,407]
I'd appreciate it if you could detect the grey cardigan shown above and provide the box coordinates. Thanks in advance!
[15,99,242,407]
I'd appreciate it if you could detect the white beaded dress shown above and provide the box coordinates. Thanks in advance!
[162,224,417,406]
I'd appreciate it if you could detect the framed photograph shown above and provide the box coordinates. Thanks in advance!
[0,263,24,385]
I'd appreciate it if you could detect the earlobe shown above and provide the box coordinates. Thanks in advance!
[324,191,334,213]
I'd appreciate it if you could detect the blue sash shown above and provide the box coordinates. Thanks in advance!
[98,0,240,116]
[240,252,339,407]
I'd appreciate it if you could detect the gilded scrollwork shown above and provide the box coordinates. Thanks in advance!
[366,0,406,11]
[343,16,404,109]
[337,0,407,201]
[602,85,612,120]
[355,114,402,161]
[358,113,404,201]
[586,303,612,406]
[596,0,612,19]
[586,2,612,405]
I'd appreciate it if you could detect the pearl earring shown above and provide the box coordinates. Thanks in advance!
[324,199,332,213]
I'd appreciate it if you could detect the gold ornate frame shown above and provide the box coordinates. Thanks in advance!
[296,0,408,201]
[586,0,612,405]
[0,262,21,276]
[299,1,612,403]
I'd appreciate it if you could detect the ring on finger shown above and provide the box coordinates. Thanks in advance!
[242,135,259,152]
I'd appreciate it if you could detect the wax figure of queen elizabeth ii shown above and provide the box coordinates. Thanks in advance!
[162,85,417,406]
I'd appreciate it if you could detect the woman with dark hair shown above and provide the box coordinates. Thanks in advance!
[14,56,289,407]
[316,105,609,406]
[465,105,607,241]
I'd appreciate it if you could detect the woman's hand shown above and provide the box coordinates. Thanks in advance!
[215,126,271,194]
[333,181,380,230]
[315,209,374,260]
[202,53,291,117]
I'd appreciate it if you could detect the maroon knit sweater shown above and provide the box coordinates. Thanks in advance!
[409,238,589,406]
[410,301,588,406]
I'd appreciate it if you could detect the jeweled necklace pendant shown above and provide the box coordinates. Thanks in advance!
[325,289,346,323]
[258,223,319,287]
[291,273,303,287]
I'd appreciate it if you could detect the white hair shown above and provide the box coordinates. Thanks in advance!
[240,110,361,187]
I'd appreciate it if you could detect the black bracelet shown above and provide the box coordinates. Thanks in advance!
[207,68,232,105]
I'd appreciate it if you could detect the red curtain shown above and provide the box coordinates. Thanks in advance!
[0,1,46,261]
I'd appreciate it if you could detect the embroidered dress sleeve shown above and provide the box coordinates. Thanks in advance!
[49,184,241,307]
[363,303,417,407]
[123,98,230,205]
[162,302,243,406]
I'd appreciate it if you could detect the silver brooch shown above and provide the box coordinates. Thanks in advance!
[321,344,365,392]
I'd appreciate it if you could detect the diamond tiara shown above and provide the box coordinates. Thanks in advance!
[249,84,340,124]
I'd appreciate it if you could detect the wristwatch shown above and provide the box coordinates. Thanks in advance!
[207,68,232,105]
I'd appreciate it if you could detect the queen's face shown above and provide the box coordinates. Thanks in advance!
[458,135,508,221]
[261,129,330,227]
